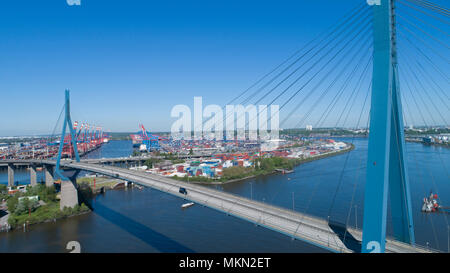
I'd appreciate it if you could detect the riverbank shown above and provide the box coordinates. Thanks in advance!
[0,183,94,232]
[6,203,91,232]
[406,138,449,148]
[173,143,355,185]
[0,177,136,232]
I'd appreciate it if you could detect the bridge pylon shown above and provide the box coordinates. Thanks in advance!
[362,0,415,253]
[55,89,81,209]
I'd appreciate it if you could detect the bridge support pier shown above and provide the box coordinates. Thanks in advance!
[44,165,54,187]
[30,165,37,187]
[60,178,79,210]
[7,164,14,187]
[362,0,414,253]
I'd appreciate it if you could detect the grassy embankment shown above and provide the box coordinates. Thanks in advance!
[76,177,122,192]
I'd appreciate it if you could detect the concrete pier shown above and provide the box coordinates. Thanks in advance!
[30,165,37,187]
[7,164,14,187]
[44,165,54,187]
[60,178,79,210]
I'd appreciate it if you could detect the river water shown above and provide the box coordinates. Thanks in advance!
[0,139,448,253]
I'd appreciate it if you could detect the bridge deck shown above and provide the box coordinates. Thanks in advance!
[1,159,435,253]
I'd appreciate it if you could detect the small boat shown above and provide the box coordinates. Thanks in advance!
[422,192,440,212]
[275,168,294,174]
[181,202,195,209]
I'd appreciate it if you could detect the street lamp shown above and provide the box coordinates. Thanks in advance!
[292,192,295,212]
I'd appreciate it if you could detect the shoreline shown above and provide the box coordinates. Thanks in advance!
[189,143,355,185]
[4,209,91,232]
[406,138,449,148]
[2,179,131,233]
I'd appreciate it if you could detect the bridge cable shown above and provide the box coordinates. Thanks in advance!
[401,89,417,129]
[397,30,449,83]
[398,5,450,36]
[235,34,373,223]
[398,90,443,250]
[310,54,371,130]
[230,7,371,110]
[194,3,370,134]
[291,46,372,130]
[236,4,370,107]
[238,16,373,132]
[291,68,372,245]
[326,82,372,225]
[202,9,371,137]
[399,57,450,177]
[400,52,449,126]
[334,59,373,128]
[397,21,450,63]
[411,57,450,102]
[413,0,450,14]
[245,21,372,132]
[266,46,372,221]
[400,55,447,126]
[264,53,370,208]
[295,80,371,251]
[279,34,372,128]
[397,14,449,50]
[399,63,449,177]
[405,0,450,17]
[47,104,65,159]
[398,0,450,25]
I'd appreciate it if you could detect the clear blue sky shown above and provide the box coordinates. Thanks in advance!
[0,0,447,136]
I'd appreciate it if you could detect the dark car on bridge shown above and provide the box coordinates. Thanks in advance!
[179,187,187,195]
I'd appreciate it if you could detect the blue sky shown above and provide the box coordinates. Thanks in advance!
[0,0,447,136]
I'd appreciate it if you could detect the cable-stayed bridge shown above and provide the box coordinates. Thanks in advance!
[0,158,435,253]
[1,0,449,253]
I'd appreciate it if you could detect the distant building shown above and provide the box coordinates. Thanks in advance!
[306,125,313,131]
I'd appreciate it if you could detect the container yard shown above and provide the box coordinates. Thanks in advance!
[0,123,109,160]
[130,131,351,182]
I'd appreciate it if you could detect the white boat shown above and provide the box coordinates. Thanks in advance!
[139,144,147,151]
[129,165,148,171]
[181,202,195,209]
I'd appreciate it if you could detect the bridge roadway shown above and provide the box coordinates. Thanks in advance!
[80,154,210,164]
[1,159,434,253]
[0,155,210,166]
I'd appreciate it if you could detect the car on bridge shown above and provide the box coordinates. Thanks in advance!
[179,187,187,195]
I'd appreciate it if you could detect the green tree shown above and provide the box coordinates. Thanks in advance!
[78,182,94,203]
[14,198,39,215]
[144,158,161,168]
[7,196,19,212]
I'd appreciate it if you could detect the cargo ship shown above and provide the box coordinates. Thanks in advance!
[130,134,143,148]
